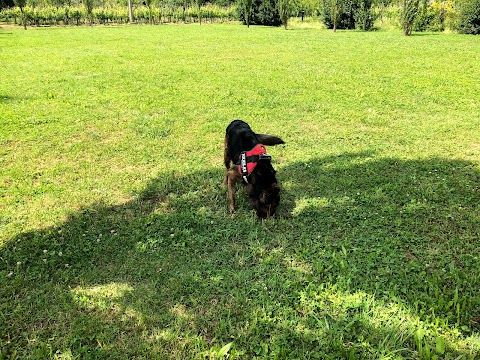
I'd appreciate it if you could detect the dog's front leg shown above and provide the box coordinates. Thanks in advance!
[226,168,241,213]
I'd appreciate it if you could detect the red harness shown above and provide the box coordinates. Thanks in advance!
[237,144,271,183]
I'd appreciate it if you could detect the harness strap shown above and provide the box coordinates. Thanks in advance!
[236,144,271,183]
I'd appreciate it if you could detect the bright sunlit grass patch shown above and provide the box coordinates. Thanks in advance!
[73,283,135,305]
[292,196,332,216]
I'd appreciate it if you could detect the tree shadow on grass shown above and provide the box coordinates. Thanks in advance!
[278,153,480,357]
[1,154,480,358]
[281,153,480,314]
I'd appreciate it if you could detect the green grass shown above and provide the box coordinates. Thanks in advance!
[1,24,480,359]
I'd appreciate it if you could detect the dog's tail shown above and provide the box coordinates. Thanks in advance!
[256,134,285,146]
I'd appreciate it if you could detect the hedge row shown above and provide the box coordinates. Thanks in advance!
[0,4,237,26]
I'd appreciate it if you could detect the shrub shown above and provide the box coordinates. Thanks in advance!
[1,6,21,23]
[413,0,433,31]
[354,0,375,30]
[430,0,456,31]
[457,0,480,34]
[237,0,281,26]
[70,6,84,25]
[411,0,455,32]
[413,0,453,32]
[320,0,357,30]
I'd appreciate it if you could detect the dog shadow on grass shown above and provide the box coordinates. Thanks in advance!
[1,154,479,358]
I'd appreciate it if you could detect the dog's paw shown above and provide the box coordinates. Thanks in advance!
[227,203,236,215]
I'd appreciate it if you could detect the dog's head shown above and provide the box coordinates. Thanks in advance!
[247,162,281,218]
[256,183,280,218]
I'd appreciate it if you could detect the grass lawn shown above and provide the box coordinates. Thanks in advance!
[1,23,480,359]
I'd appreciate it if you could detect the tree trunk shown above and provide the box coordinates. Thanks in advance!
[20,6,26,30]
[128,0,134,23]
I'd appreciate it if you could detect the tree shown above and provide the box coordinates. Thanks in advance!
[278,0,291,29]
[84,0,94,25]
[296,0,322,18]
[401,0,420,35]
[331,0,342,31]
[244,0,252,26]
[13,0,26,29]
[196,0,203,24]
[128,0,134,23]
[376,0,393,27]
[1,0,15,10]
[457,0,480,34]
[144,0,153,23]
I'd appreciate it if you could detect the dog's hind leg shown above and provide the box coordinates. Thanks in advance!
[224,135,232,185]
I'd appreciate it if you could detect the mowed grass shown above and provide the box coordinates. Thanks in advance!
[1,24,480,359]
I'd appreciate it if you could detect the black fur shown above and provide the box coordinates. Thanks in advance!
[224,120,285,218]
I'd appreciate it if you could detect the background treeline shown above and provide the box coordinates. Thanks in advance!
[0,0,237,25]
[1,0,479,34]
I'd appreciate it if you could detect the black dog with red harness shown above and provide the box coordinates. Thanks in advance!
[224,120,285,218]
